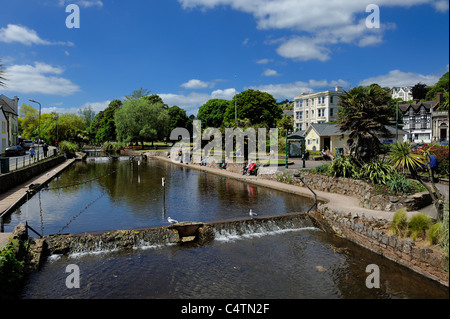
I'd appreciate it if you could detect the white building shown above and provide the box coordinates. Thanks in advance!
[399,100,433,143]
[0,94,19,147]
[293,86,345,131]
[392,87,413,102]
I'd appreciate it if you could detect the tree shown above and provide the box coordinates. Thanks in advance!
[78,105,96,130]
[276,114,294,137]
[18,103,39,139]
[411,83,429,100]
[88,99,122,143]
[115,96,169,147]
[223,89,282,128]
[390,142,444,221]
[197,99,229,129]
[167,105,190,138]
[124,87,151,102]
[337,84,395,162]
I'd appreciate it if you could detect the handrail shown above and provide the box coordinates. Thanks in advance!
[293,172,318,213]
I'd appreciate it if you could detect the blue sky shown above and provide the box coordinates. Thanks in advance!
[0,0,448,116]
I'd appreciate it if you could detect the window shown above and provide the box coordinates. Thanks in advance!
[1,120,6,134]
[299,111,303,120]
[308,139,311,145]
[311,110,315,118]
[305,99,309,107]
[318,108,325,117]
[330,96,333,104]
[299,100,303,107]
[306,111,309,119]
[296,112,300,120]
[329,108,334,117]
[318,96,325,104]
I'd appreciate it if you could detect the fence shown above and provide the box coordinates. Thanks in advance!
[0,147,57,174]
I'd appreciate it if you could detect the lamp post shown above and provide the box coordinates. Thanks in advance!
[29,99,41,161]
[285,129,291,169]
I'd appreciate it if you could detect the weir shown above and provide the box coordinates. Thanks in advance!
[43,213,324,256]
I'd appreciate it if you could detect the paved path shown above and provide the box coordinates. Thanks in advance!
[0,158,77,250]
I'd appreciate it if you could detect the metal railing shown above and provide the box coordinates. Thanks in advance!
[0,147,57,174]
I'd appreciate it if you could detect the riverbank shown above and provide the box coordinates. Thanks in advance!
[148,153,449,286]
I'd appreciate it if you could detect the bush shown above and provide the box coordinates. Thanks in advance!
[358,160,394,184]
[408,213,431,239]
[391,209,408,236]
[59,141,79,158]
[388,172,412,195]
[328,156,357,178]
[312,164,329,174]
[428,222,445,245]
[102,142,124,153]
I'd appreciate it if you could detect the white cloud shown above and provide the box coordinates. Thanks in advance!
[211,88,236,100]
[179,0,447,62]
[276,36,330,62]
[262,69,281,77]
[0,24,74,46]
[43,100,111,115]
[359,70,441,87]
[256,58,272,64]
[58,0,103,8]
[246,79,350,100]
[3,62,80,96]
[181,79,212,89]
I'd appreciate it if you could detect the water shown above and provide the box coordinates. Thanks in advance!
[22,227,448,299]
[3,157,448,299]
[4,158,315,235]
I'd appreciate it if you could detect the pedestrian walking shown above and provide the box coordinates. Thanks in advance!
[43,143,49,157]
[29,146,35,160]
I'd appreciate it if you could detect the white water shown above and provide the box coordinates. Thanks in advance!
[214,226,321,242]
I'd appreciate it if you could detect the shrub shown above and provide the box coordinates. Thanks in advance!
[358,160,394,185]
[388,172,412,195]
[312,164,329,175]
[408,213,431,239]
[102,142,124,153]
[428,222,445,245]
[59,141,79,158]
[391,209,408,236]
[328,156,357,178]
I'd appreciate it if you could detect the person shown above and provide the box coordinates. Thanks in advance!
[243,161,252,175]
[247,162,257,175]
[43,143,48,157]
[430,154,438,182]
[201,156,208,166]
[220,157,229,169]
[303,149,310,160]
[29,146,35,160]
[269,149,275,159]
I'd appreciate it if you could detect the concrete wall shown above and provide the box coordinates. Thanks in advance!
[0,155,66,194]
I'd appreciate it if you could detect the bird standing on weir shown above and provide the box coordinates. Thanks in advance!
[249,209,258,218]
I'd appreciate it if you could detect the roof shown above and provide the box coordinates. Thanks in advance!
[306,123,407,137]
[398,100,436,113]
[0,95,18,116]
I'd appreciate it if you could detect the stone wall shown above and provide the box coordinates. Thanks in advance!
[314,205,449,286]
[266,171,432,212]
[0,155,66,194]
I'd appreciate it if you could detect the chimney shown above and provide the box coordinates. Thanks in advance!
[414,99,420,104]
[437,92,444,105]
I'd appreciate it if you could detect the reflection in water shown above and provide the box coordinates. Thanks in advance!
[4,159,314,235]
[5,158,447,299]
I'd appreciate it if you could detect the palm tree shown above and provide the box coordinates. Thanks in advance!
[390,141,444,221]
[337,84,395,162]
[0,58,7,87]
